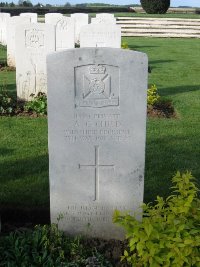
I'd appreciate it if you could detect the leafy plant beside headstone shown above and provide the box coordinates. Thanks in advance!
[147,84,160,106]
[0,224,112,266]
[147,84,175,118]
[24,92,47,115]
[121,41,129,49]
[113,171,200,267]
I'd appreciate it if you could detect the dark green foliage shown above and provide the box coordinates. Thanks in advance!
[0,6,129,16]
[140,0,170,14]
[114,172,200,266]
[195,8,200,14]
[0,224,112,267]
[24,92,47,115]
[0,89,16,115]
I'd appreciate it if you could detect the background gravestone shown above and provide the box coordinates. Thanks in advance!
[0,13,10,45]
[20,13,38,23]
[92,13,116,25]
[71,13,88,43]
[16,23,55,100]
[80,24,121,48]
[91,17,116,25]
[56,17,75,50]
[7,16,31,67]
[47,48,148,240]
[45,13,63,25]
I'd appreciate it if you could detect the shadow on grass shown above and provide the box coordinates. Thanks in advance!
[0,207,50,228]
[0,147,15,156]
[0,81,16,95]
[0,154,48,183]
[161,85,200,96]
[128,44,159,50]
[149,59,175,65]
[145,134,200,204]
[0,154,50,226]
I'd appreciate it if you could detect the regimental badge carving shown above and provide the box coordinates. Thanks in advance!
[75,64,120,108]
[25,29,45,49]
[56,18,68,30]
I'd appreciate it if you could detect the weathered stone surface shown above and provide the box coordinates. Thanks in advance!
[7,16,31,67]
[56,17,75,50]
[0,13,10,45]
[47,48,148,240]
[71,13,88,43]
[80,24,121,48]
[16,23,55,100]
[20,13,38,23]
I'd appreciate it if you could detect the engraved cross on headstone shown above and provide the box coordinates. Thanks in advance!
[79,146,114,201]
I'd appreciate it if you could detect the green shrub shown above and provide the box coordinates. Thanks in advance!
[24,92,47,115]
[0,224,112,267]
[0,89,16,115]
[140,0,170,14]
[121,41,129,49]
[147,84,160,106]
[113,172,200,267]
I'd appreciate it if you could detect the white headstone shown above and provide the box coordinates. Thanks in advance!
[95,13,116,24]
[45,13,63,25]
[91,17,116,25]
[7,16,31,67]
[16,23,55,100]
[56,17,75,50]
[0,13,10,45]
[47,47,148,240]
[92,13,116,25]
[80,24,121,48]
[71,13,88,43]
[20,13,38,23]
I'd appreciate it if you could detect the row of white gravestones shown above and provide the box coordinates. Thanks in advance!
[15,17,75,100]
[44,13,120,48]
[6,12,120,68]
[8,13,75,69]
[47,47,148,239]
[80,13,120,48]
[0,13,10,45]
[16,23,55,100]
[45,13,89,44]
[13,12,121,100]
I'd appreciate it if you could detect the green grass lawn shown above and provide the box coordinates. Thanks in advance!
[0,37,200,217]
[115,12,200,19]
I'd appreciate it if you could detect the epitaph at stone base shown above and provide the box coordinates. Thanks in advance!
[47,48,148,240]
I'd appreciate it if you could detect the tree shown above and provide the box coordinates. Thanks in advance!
[18,0,33,7]
[64,2,71,7]
[34,2,42,7]
[10,1,15,6]
[140,0,170,14]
